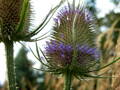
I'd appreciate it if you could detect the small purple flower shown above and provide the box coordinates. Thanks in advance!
[60,33,64,38]
[53,18,59,23]
[85,9,94,22]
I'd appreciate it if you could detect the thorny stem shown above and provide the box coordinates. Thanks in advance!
[64,70,72,90]
[4,40,17,90]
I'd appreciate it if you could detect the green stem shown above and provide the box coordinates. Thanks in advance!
[64,70,72,90]
[4,40,17,90]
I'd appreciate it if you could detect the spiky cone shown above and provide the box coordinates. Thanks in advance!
[34,1,120,90]
[0,0,64,89]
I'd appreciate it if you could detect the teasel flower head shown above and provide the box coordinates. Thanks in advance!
[35,1,120,79]
[42,1,100,76]
[0,0,64,42]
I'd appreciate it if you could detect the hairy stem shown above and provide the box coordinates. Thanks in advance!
[4,40,17,90]
[64,70,72,90]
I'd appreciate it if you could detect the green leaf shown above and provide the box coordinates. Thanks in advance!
[83,73,112,78]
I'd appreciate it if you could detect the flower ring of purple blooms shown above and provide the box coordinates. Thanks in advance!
[45,41,100,68]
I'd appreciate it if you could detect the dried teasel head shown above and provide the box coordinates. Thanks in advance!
[0,0,64,42]
[0,0,29,41]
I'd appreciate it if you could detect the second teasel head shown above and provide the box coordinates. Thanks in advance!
[40,1,102,76]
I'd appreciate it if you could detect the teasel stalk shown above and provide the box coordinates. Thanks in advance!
[31,1,120,90]
[0,0,65,89]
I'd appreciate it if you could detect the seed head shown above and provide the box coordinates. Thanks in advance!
[0,0,32,42]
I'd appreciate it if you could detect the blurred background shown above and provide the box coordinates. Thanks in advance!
[0,0,120,90]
